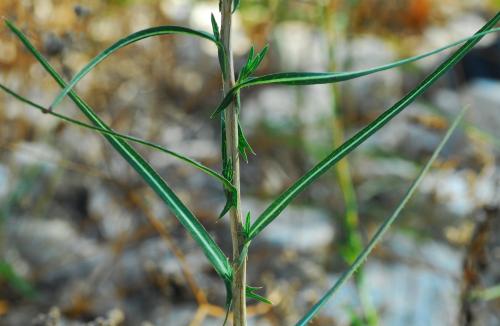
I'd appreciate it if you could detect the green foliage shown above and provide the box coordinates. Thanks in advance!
[247,13,500,241]
[237,122,255,163]
[0,260,36,298]
[5,20,233,287]
[211,13,220,40]
[233,0,241,13]
[219,117,237,219]
[296,108,467,325]
[3,5,499,325]
[211,27,500,117]
[243,211,251,239]
[246,285,272,304]
[238,45,269,82]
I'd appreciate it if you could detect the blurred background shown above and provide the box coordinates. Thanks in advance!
[0,0,499,325]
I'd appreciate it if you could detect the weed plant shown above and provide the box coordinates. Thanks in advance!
[1,1,499,325]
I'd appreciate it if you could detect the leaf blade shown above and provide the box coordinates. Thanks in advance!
[295,107,467,325]
[248,12,500,240]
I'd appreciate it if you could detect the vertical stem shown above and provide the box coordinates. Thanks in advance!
[323,2,378,325]
[220,1,247,325]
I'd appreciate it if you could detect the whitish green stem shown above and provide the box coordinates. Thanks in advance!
[220,0,247,325]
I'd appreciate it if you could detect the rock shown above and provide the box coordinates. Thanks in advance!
[7,217,104,282]
[361,101,461,162]
[420,167,499,216]
[242,84,331,147]
[465,79,500,136]
[88,185,137,240]
[315,233,463,325]
[10,142,61,172]
[0,164,9,201]
[58,127,104,165]
[352,155,418,180]
[339,36,402,116]
[273,23,328,70]
[365,261,460,326]
[241,198,335,252]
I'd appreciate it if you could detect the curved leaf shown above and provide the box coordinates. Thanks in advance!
[5,20,232,284]
[211,27,500,116]
[248,12,500,240]
[49,25,217,110]
[295,108,467,325]
[0,83,235,191]
[233,0,241,13]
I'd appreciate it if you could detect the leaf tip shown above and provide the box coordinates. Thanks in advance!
[4,19,15,31]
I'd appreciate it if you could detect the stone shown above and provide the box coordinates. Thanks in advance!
[241,198,335,252]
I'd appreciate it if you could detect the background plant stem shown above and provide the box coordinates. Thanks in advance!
[220,1,247,325]
[323,2,378,324]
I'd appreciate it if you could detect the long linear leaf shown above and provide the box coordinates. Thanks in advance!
[212,26,500,116]
[49,25,217,110]
[248,12,500,240]
[5,20,232,283]
[295,107,467,325]
[0,83,234,191]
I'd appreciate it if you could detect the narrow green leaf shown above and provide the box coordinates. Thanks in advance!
[248,44,269,73]
[223,297,232,326]
[5,20,232,284]
[0,83,234,191]
[239,44,269,82]
[232,0,241,13]
[218,44,228,81]
[239,45,255,82]
[218,192,234,220]
[295,108,467,325]
[238,121,255,163]
[0,260,36,298]
[248,12,500,241]
[244,211,251,236]
[211,13,220,41]
[48,25,217,111]
[236,241,250,269]
[247,46,255,65]
[218,116,235,219]
[212,26,500,116]
[246,285,272,304]
[211,91,235,118]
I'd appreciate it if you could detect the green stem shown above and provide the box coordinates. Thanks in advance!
[323,3,377,324]
[220,1,247,324]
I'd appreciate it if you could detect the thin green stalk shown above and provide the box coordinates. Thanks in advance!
[322,3,376,324]
[296,107,467,325]
[219,1,247,324]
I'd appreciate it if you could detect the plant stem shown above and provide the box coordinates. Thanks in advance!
[220,1,247,325]
[323,3,378,324]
